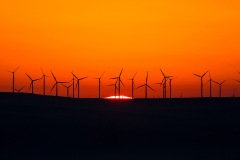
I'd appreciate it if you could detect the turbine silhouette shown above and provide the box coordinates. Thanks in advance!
[193,70,208,98]
[160,69,172,98]
[71,73,75,99]
[169,77,176,99]
[213,80,227,97]
[7,66,20,93]
[128,72,137,99]
[13,86,24,93]
[207,72,214,98]
[26,73,43,94]
[50,71,67,97]
[41,68,48,95]
[62,84,72,97]
[107,80,118,99]
[110,69,124,99]
[136,71,155,99]
[94,72,105,99]
[72,72,87,99]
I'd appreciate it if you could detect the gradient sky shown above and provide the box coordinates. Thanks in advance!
[1,0,240,98]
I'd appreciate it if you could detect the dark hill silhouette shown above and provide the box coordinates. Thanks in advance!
[1,92,240,159]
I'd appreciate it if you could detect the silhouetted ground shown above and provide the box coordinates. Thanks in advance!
[0,92,240,159]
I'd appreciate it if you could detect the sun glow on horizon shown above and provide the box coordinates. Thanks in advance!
[105,95,132,99]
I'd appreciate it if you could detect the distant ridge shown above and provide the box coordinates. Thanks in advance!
[0,92,239,108]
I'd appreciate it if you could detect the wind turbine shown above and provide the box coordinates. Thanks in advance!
[160,69,172,98]
[7,66,20,93]
[213,80,227,97]
[107,80,118,99]
[136,72,155,99]
[93,72,105,99]
[193,70,208,98]
[62,84,72,97]
[41,68,48,95]
[13,86,24,93]
[110,69,124,99]
[72,72,87,99]
[26,73,43,94]
[128,72,137,99]
[207,72,214,98]
[50,71,67,97]
[169,77,176,99]
[71,73,75,99]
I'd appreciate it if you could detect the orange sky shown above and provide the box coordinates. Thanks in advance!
[1,0,240,98]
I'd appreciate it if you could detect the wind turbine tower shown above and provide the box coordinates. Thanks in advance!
[7,66,20,93]
[26,73,43,94]
[136,71,155,99]
[193,70,209,98]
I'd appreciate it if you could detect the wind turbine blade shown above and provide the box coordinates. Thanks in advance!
[51,71,57,81]
[19,86,24,91]
[50,83,57,93]
[100,72,105,78]
[59,81,67,83]
[166,76,173,78]
[72,72,78,79]
[161,78,165,84]
[41,67,44,75]
[120,79,124,86]
[29,83,32,90]
[147,85,156,92]
[133,72,137,79]
[136,84,145,89]
[160,69,165,77]
[193,73,201,77]
[62,84,68,88]
[209,72,211,79]
[34,77,43,81]
[75,83,78,90]
[110,77,118,79]
[80,76,88,80]
[25,73,32,80]
[119,68,123,77]
[213,80,219,84]
[220,80,227,84]
[202,70,209,77]
[14,66,20,72]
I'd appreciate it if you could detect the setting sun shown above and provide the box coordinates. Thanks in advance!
[105,95,132,99]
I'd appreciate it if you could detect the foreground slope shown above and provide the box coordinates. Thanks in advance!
[0,92,240,159]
